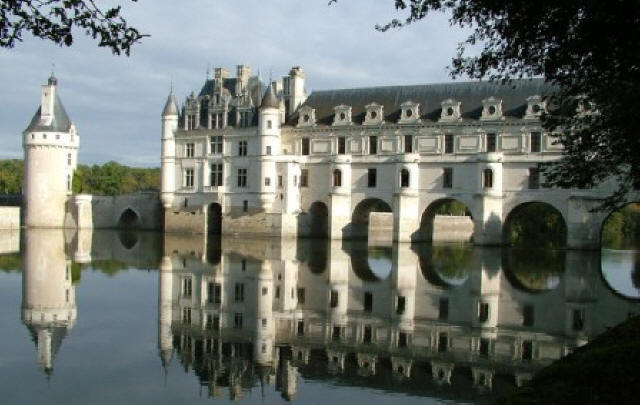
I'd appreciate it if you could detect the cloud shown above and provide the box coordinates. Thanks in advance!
[0,0,468,166]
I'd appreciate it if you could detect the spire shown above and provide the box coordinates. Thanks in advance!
[48,62,57,86]
[162,88,179,117]
[260,84,280,110]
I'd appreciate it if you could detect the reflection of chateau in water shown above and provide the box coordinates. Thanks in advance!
[19,229,162,376]
[159,236,640,399]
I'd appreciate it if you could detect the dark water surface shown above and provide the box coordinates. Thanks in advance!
[0,229,638,404]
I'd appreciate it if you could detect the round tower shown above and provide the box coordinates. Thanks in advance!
[22,75,79,228]
[256,85,281,210]
[161,91,179,209]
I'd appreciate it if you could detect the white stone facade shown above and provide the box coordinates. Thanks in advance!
[162,65,639,247]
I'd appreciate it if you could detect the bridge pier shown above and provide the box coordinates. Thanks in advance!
[473,194,504,245]
[566,197,605,250]
[328,192,351,240]
[393,191,419,242]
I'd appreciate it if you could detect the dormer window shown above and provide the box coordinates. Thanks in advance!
[481,97,504,121]
[298,106,316,127]
[525,95,546,119]
[398,101,420,124]
[332,105,352,126]
[440,99,462,121]
[364,102,384,125]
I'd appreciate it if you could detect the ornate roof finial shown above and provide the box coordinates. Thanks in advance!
[48,62,58,86]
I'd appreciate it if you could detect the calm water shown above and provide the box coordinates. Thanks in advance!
[0,229,638,404]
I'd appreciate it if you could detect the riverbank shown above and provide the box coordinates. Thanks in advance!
[499,314,640,404]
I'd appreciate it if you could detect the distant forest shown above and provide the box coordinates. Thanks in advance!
[0,159,159,196]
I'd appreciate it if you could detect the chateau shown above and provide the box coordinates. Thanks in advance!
[160,65,629,248]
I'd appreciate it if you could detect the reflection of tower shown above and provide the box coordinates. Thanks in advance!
[158,255,174,370]
[391,244,417,334]
[21,230,77,376]
[253,260,274,365]
[563,251,597,346]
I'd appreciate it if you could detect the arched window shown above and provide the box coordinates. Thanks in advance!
[267,120,272,129]
[333,169,342,187]
[400,169,410,188]
[483,168,493,189]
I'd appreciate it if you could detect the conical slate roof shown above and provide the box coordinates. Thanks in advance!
[260,85,280,110]
[24,94,72,133]
[162,93,179,116]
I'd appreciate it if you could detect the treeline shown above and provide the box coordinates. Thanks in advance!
[0,159,159,196]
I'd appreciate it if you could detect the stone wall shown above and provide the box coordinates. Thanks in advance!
[369,212,393,244]
[0,229,20,254]
[69,192,162,230]
[433,215,474,242]
[165,209,206,234]
[0,207,20,229]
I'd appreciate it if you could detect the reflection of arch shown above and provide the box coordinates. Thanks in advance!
[309,201,329,239]
[117,230,139,250]
[207,203,222,235]
[417,244,473,289]
[352,198,392,240]
[118,208,140,229]
[419,199,473,242]
[600,249,640,300]
[349,242,392,281]
[600,202,640,249]
[206,234,222,265]
[502,248,564,293]
[308,239,328,273]
[503,202,567,248]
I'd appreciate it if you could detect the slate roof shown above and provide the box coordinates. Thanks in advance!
[162,93,179,116]
[294,78,555,125]
[24,94,72,133]
[260,85,280,109]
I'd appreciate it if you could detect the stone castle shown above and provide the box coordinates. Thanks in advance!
[16,67,640,248]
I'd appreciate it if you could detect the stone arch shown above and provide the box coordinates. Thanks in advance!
[351,198,393,240]
[419,198,474,242]
[207,203,222,235]
[118,208,141,229]
[309,201,329,238]
[502,201,567,248]
[600,202,640,249]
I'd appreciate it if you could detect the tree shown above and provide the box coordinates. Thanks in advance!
[0,0,146,55]
[331,0,640,210]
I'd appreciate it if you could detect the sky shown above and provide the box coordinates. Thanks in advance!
[0,0,469,167]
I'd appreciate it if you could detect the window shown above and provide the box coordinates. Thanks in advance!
[338,136,346,154]
[300,169,308,187]
[210,163,223,187]
[234,313,243,329]
[522,341,533,361]
[243,200,248,212]
[364,292,373,313]
[301,138,310,155]
[479,338,490,357]
[478,302,489,323]
[396,296,406,315]
[439,298,449,320]
[530,132,542,152]
[443,168,453,189]
[207,282,221,304]
[297,320,305,336]
[369,136,377,155]
[182,307,192,324]
[486,133,497,152]
[184,168,194,188]
[264,177,271,187]
[398,332,407,348]
[262,286,268,296]
[237,168,247,187]
[572,309,585,331]
[267,120,272,129]
[185,143,195,158]
[523,304,535,327]
[404,135,413,153]
[238,140,248,156]
[330,290,339,308]
[266,145,272,155]
[182,278,192,297]
[367,168,377,188]
[483,169,493,189]
[213,113,223,129]
[262,318,267,328]
[275,286,280,299]
[238,111,250,128]
[333,169,342,187]
[293,175,297,187]
[278,175,283,187]
[438,333,448,353]
[332,326,341,342]
[400,169,410,188]
[363,325,373,344]
[297,288,305,305]
[234,283,244,302]
[529,168,540,189]
[67,153,72,166]
[67,174,71,191]
[241,259,246,271]
[187,114,196,130]
[210,136,223,154]
[444,134,454,154]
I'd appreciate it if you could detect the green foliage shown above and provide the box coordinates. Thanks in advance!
[332,0,640,209]
[0,159,23,194]
[601,204,640,250]
[0,0,147,55]
[506,203,567,248]
[434,200,471,216]
[503,248,565,291]
[0,254,21,272]
[71,262,82,284]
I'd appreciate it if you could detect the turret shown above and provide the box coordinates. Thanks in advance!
[284,66,306,117]
[256,85,281,210]
[22,75,79,228]
[158,255,174,369]
[161,90,179,209]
